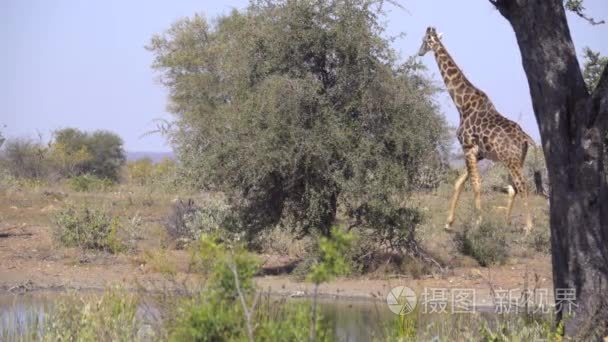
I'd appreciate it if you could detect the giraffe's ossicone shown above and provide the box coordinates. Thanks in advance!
[418,26,534,233]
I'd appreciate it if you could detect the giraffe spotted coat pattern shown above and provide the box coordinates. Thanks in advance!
[418,27,534,232]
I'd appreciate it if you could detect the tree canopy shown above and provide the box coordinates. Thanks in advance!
[51,128,126,181]
[582,47,608,91]
[148,0,449,240]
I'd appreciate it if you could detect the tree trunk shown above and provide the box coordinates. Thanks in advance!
[490,0,608,338]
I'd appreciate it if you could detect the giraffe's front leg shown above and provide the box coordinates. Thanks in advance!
[445,169,469,230]
[465,147,482,226]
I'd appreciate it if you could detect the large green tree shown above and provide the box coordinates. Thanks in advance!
[489,0,608,337]
[148,0,449,243]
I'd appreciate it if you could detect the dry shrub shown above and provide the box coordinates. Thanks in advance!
[454,217,509,267]
[53,205,127,253]
[164,198,238,248]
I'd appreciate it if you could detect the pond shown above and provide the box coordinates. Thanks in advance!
[0,292,396,341]
[0,291,553,341]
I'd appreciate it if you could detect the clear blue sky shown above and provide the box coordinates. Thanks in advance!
[1,0,606,152]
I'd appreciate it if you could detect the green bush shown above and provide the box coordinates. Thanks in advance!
[148,0,449,241]
[190,235,260,297]
[53,205,125,253]
[169,295,243,342]
[0,128,126,182]
[127,157,178,188]
[127,158,154,185]
[42,290,139,342]
[169,235,331,341]
[67,174,114,192]
[255,303,330,342]
[455,219,509,267]
[51,128,126,181]
[308,227,354,284]
[382,312,557,341]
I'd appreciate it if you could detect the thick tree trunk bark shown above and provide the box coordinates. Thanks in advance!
[490,0,608,338]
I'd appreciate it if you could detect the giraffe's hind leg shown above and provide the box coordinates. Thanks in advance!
[465,147,483,226]
[445,169,469,230]
[509,167,533,233]
[504,185,517,223]
[494,185,517,223]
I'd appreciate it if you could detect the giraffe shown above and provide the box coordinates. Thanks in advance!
[417,27,534,233]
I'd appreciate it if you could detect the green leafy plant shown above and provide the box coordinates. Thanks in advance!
[42,290,139,342]
[307,227,354,341]
[51,128,126,181]
[53,205,126,253]
[307,227,355,284]
[170,234,331,341]
[66,174,114,192]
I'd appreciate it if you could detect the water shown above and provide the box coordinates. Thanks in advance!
[0,293,50,339]
[0,292,552,341]
[0,292,394,341]
[295,297,396,341]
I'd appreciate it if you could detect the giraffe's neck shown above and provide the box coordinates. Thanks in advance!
[431,41,483,118]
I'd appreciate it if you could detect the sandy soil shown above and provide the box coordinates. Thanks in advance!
[0,186,553,307]
[0,222,553,305]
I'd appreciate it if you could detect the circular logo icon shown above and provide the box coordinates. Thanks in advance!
[386,286,417,315]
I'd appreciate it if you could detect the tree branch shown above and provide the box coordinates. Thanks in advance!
[565,0,605,25]
[572,11,605,25]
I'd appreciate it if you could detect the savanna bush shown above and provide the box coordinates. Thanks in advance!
[0,138,51,179]
[42,290,139,341]
[454,218,509,267]
[164,199,199,244]
[66,174,114,192]
[127,157,178,188]
[164,198,238,248]
[0,128,126,183]
[169,234,331,341]
[127,158,154,185]
[148,0,450,243]
[53,205,126,253]
[51,128,126,181]
[528,225,551,254]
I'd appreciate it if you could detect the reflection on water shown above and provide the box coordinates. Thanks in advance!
[0,293,51,338]
[2,293,393,341]
[294,297,395,342]
[0,292,553,341]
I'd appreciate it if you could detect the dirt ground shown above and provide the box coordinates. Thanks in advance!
[0,184,553,306]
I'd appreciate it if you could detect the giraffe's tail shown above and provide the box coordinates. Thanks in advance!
[523,131,536,147]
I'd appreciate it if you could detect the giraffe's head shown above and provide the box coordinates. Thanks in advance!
[417,27,443,56]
